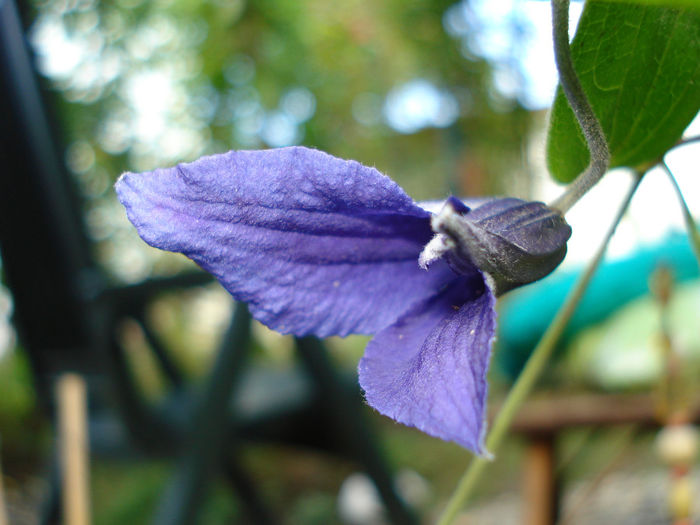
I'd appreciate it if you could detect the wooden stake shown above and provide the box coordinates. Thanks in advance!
[523,434,557,525]
[57,373,90,525]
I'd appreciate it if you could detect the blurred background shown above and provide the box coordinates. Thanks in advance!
[1,0,699,523]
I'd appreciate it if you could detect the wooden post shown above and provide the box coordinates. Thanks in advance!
[523,434,557,525]
[57,373,90,525]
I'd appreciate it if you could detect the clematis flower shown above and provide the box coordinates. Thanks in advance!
[116,146,570,454]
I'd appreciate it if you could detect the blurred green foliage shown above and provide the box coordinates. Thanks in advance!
[11,1,547,521]
[92,462,240,524]
[0,1,695,523]
[0,349,49,471]
[27,0,534,283]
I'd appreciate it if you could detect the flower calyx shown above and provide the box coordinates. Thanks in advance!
[420,196,572,295]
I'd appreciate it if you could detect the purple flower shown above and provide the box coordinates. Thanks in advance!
[116,146,570,454]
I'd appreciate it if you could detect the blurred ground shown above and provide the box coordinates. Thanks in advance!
[3,462,698,524]
[2,418,698,525]
[457,469,698,525]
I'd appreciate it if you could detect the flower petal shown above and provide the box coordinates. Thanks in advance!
[358,271,496,454]
[116,146,457,337]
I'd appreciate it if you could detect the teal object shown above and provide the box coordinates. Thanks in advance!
[495,233,699,380]
[565,279,700,390]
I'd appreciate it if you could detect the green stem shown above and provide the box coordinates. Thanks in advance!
[549,0,610,214]
[436,174,642,525]
[661,161,700,268]
[673,135,700,149]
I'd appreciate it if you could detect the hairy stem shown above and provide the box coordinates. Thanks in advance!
[661,161,700,268]
[674,135,700,149]
[549,0,610,214]
[436,174,642,525]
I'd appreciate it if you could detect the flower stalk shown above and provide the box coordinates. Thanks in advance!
[437,2,623,520]
[549,0,610,214]
[661,161,700,269]
[436,173,642,525]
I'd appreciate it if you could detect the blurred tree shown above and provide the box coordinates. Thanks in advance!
[26,0,533,281]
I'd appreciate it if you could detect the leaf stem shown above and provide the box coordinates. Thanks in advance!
[661,161,700,268]
[436,173,642,525]
[674,135,700,148]
[549,0,610,214]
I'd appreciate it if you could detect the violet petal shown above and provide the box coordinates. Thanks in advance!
[358,271,496,454]
[116,146,457,337]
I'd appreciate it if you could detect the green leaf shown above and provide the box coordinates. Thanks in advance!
[604,0,700,10]
[547,1,700,182]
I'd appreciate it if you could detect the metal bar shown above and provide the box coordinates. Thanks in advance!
[134,313,185,390]
[220,453,277,525]
[295,337,418,525]
[153,304,259,525]
[0,0,97,401]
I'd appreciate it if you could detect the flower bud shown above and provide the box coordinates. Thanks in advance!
[656,424,700,467]
[431,197,572,295]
